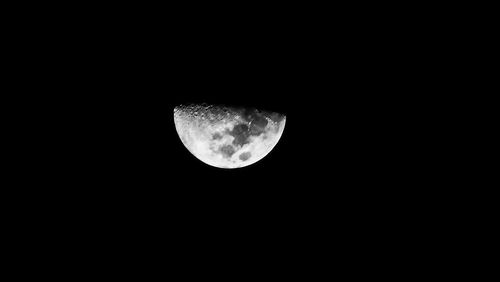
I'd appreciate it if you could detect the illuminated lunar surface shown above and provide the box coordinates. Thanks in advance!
[174,104,286,169]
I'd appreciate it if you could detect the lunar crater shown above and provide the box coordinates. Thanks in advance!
[239,152,251,161]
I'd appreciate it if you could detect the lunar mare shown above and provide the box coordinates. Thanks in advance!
[174,104,286,169]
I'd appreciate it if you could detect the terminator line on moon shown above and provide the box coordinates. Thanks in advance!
[174,104,286,169]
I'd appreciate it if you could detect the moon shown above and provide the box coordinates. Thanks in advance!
[174,104,286,169]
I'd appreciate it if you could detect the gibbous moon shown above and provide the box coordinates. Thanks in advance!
[174,104,286,169]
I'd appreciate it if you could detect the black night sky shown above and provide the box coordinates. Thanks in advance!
[74,37,404,224]
[37,7,422,264]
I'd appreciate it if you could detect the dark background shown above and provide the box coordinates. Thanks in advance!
[18,5,429,265]
[53,14,405,211]
[71,56,406,242]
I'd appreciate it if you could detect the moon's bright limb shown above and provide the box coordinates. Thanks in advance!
[174,104,286,169]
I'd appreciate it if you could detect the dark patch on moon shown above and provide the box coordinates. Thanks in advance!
[238,107,284,124]
[219,144,236,158]
[250,115,268,135]
[239,152,251,161]
[242,109,262,124]
[229,114,270,146]
[249,124,261,135]
[237,108,255,123]
[253,115,268,128]
[240,109,272,135]
[230,124,250,147]
[224,108,285,149]
[269,113,285,123]
[212,132,222,140]
[233,123,249,133]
